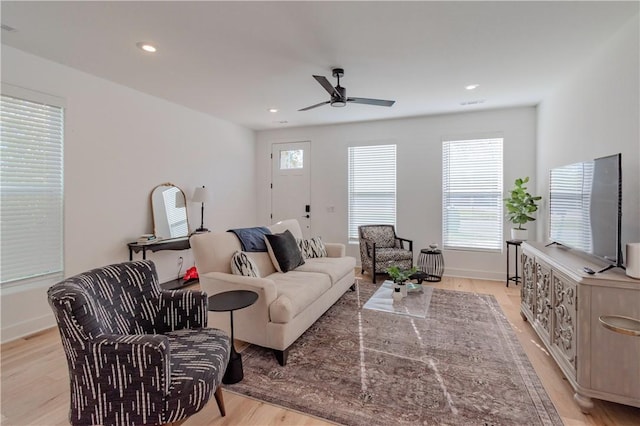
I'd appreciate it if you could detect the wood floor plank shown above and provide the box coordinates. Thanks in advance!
[1,274,639,425]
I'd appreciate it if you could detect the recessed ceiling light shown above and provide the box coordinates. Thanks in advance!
[268,108,279,113]
[136,42,157,53]
[465,84,480,90]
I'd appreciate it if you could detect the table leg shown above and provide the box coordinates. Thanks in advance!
[506,242,510,287]
[222,310,244,384]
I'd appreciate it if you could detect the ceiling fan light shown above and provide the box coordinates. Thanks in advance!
[331,100,346,107]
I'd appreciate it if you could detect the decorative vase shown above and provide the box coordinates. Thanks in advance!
[511,228,528,241]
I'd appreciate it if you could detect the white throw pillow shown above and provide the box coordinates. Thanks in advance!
[230,251,260,277]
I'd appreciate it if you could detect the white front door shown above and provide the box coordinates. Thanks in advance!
[271,141,311,238]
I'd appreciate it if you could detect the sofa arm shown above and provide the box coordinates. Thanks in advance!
[88,334,171,396]
[325,242,345,258]
[156,289,208,332]
[199,272,278,343]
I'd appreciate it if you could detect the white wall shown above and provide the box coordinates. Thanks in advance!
[0,47,257,343]
[256,107,537,280]
[537,16,640,252]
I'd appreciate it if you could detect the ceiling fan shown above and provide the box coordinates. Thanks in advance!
[299,68,396,111]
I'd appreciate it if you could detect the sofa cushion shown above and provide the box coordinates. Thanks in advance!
[268,271,331,323]
[230,251,260,277]
[265,230,305,273]
[295,256,356,285]
[298,236,327,259]
[245,252,277,277]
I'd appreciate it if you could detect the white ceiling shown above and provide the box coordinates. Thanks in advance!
[1,1,637,130]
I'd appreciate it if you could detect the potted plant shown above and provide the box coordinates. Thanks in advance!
[504,176,541,241]
[386,266,418,298]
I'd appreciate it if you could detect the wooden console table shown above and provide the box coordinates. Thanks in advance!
[521,242,640,412]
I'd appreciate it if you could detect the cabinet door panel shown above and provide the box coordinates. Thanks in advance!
[552,272,577,374]
[590,286,640,398]
[535,261,552,340]
[521,252,536,319]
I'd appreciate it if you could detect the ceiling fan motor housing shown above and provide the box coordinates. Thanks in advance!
[331,86,347,107]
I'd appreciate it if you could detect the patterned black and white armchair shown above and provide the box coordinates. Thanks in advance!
[47,260,230,426]
[358,224,413,284]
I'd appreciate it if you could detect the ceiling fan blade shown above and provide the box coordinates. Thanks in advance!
[348,97,396,107]
[298,100,331,111]
[313,75,340,97]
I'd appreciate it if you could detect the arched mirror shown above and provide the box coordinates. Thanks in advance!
[151,183,189,239]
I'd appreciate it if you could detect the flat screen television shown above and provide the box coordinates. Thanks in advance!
[548,153,623,272]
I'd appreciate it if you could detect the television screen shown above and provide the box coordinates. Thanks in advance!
[549,153,622,265]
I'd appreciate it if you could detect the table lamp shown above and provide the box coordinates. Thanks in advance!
[192,186,210,232]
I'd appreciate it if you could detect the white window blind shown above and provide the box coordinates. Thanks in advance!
[348,144,396,242]
[1,94,64,286]
[442,138,503,251]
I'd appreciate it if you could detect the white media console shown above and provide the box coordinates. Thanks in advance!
[520,242,640,412]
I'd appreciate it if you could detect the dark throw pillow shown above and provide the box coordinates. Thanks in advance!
[264,229,305,273]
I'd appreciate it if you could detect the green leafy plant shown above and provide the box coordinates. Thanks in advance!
[386,266,418,284]
[504,177,542,230]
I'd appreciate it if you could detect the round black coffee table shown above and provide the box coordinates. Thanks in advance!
[208,290,258,384]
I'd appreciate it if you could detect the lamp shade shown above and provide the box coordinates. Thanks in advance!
[192,186,210,204]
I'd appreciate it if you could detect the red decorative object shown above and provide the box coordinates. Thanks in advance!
[184,266,199,282]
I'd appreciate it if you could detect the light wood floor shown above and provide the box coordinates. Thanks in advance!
[2,276,639,425]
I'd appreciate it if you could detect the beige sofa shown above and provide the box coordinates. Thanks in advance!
[190,219,356,365]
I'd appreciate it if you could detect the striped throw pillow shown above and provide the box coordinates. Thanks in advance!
[230,251,260,277]
[298,237,327,259]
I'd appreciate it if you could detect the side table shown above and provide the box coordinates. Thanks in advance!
[208,290,258,384]
[506,239,522,287]
[417,247,444,282]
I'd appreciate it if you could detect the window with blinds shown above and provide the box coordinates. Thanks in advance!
[1,94,64,286]
[348,144,396,242]
[442,137,503,251]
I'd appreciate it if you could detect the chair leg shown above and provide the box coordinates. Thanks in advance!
[372,272,376,284]
[214,385,226,417]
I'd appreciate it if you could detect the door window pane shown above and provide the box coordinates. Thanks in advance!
[280,149,303,169]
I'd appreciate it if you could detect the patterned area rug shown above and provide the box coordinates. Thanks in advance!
[227,283,562,426]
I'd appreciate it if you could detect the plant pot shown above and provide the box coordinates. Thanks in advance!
[399,283,408,298]
[392,287,403,301]
[511,228,528,241]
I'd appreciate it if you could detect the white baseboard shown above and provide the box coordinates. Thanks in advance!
[443,267,505,282]
[1,313,56,344]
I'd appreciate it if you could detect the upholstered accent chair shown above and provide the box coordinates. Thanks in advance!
[48,260,230,426]
[358,225,413,284]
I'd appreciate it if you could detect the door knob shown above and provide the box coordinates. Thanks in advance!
[303,214,310,218]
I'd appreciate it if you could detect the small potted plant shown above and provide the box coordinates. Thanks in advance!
[386,266,418,298]
[504,177,542,241]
